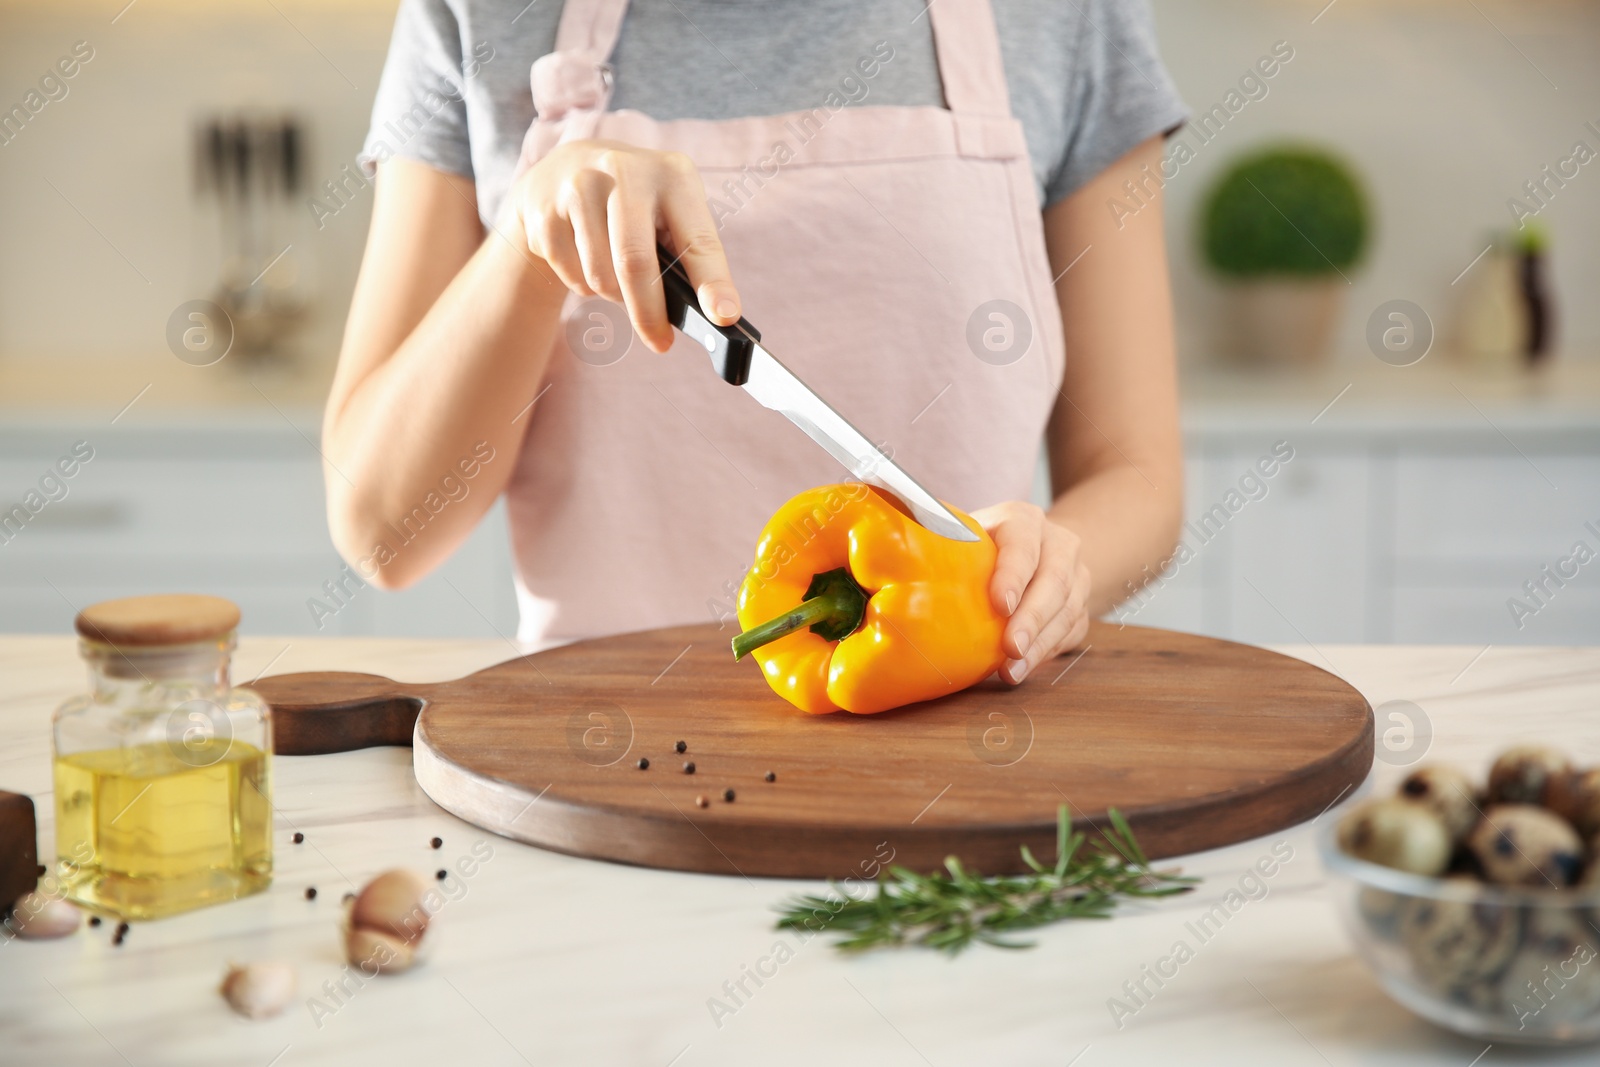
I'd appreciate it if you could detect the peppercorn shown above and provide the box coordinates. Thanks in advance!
[436,869,447,881]
[112,922,128,946]
[292,832,304,844]
[695,795,709,808]
[342,892,355,904]
[764,772,776,783]
[723,789,736,803]
[683,761,695,774]
[88,915,102,928]
[637,758,650,770]
[430,837,443,849]
[675,741,687,754]
[305,887,317,901]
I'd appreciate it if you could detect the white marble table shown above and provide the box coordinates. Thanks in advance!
[2,636,1597,1067]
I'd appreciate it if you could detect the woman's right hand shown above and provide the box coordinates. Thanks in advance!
[502,139,741,352]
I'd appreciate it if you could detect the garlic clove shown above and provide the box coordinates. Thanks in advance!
[219,962,297,1019]
[350,869,430,945]
[345,925,416,975]
[6,893,82,939]
[343,869,433,975]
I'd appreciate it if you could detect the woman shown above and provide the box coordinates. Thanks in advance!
[324,0,1186,684]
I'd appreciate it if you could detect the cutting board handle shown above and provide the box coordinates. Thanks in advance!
[251,671,425,756]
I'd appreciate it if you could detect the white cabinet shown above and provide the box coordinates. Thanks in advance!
[0,423,519,640]
[1392,454,1600,562]
[1392,587,1600,644]
[1148,424,1600,646]
[1227,444,1371,645]
[0,457,331,559]
[2,404,1597,645]
[1388,452,1600,645]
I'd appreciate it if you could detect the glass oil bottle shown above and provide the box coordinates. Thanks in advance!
[53,595,272,920]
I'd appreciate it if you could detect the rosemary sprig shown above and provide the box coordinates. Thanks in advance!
[775,806,1197,953]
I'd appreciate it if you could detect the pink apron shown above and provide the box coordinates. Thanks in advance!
[507,0,1065,647]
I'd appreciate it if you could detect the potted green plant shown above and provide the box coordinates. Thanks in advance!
[1201,146,1369,365]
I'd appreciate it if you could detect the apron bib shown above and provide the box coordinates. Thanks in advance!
[506,0,1065,646]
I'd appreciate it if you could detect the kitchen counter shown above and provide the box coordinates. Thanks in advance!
[0,353,329,432]
[3,352,1598,439]
[3,636,1598,1065]
[1179,356,1600,441]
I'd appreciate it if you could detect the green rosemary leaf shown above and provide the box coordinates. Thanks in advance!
[1106,808,1149,868]
[1054,804,1072,877]
[775,807,1196,954]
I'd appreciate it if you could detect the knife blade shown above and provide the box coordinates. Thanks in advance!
[656,246,978,543]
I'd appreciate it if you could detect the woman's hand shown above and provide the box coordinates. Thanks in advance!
[972,501,1092,684]
[502,139,740,352]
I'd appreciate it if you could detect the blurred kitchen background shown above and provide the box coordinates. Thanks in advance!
[0,0,1596,645]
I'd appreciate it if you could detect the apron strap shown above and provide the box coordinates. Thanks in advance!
[552,0,630,57]
[531,0,631,133]
[927,0,1013,118]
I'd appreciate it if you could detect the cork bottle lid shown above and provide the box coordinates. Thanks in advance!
[75,594,241,647]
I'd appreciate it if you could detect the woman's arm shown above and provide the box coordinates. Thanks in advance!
[1045,134,1184,606]
[976,134,1183,681]
[322,159,561,589]
[323,145,740,589]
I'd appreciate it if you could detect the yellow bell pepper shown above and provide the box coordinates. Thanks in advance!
[732,483,1007,714]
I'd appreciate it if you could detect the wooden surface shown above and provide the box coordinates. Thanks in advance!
[253,621,1374,877]
[73,593,240,646]
[0,789,38,910]
[4,636,1599,1066]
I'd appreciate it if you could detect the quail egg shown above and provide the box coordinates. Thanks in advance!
[1549,767,1600,840]
[1398,886,1522,994]
[1338,797,1453,876]
[1582,834,1600,888]
[1449,971,1511,1015]
[1466,805,1585,888]
[1496,909,1600,1027]
[1356,887,1407,942]
[1487,745,1573,807]
[1399,764,1481,841]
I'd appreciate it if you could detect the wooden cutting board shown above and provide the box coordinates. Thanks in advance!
[255,622,1372,878]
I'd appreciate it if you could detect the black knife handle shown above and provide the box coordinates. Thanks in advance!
[657,244,759,386]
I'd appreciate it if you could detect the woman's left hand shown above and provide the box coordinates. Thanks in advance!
[971,501,1092,684]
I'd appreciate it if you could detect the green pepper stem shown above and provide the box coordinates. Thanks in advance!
[731,568,868,660]
[731,597,838,660]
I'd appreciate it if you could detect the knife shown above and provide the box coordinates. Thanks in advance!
[655,246,978,543]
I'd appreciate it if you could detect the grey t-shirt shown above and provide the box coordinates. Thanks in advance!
[363,0,1187,224]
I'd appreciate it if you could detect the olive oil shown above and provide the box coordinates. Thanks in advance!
[55,739,272,920]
